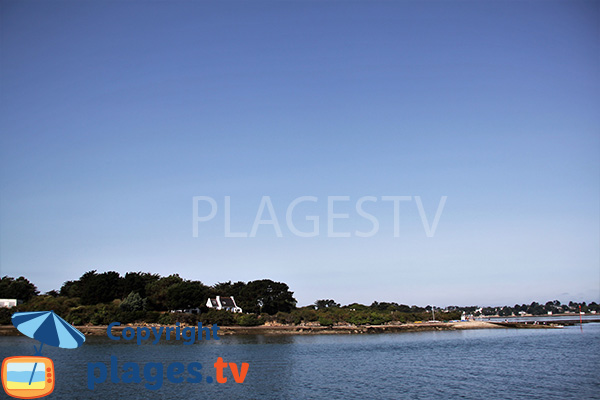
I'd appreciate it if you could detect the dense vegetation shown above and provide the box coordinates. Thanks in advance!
[0,274,598,327]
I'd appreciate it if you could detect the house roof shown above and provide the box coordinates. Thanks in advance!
[220,297,236,307]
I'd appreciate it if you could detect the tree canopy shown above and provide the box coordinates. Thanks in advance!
[239,279,297,314]
[2,271,599,328]
[0,276,39,301]
[54,272,298,315]
[314,299,340,310]
[210,279,297,315]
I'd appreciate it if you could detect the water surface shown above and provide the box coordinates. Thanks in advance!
[1,324,598,399]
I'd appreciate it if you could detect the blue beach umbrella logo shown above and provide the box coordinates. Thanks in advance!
[12,311,86,354]
[1,311,85,399]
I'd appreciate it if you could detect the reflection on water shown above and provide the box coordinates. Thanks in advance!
[1,324,599,399]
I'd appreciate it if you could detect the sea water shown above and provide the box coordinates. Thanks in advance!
[1,323,598,399]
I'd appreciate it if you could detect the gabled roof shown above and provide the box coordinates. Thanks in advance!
[220,297,236,307]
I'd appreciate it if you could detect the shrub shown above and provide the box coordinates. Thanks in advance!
[368,312,391,325]
[157,313,174,325]
[66,306,96,325]
[0,307,15,324]
[347,312,370,326]
[168,312,199,325]
[276,311,301,325]
[116,310,148,324]
[236,314,261,326]
[120,292,147,312]
[199,310,234,326]
[294,308,318,322]
[19,296,78,316]
[90,303,119,325]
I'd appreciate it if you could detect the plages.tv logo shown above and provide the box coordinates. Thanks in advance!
[86,322,250,390]
[1,311,85,399]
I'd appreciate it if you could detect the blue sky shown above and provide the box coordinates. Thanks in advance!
[1,0,598,307]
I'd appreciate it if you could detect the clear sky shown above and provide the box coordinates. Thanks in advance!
[1,0,598,307]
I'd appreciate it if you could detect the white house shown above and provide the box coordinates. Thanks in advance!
[206,296,242,313]
[0,299,19,308]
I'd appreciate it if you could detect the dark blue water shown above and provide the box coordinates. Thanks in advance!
[1,324,599,399]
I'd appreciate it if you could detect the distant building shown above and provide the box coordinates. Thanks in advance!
[206,296,242,313]
[170,308,200,314]
[0,299,19,308]
[461,312,475,321]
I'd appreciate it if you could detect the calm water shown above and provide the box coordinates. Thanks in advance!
[1,324,598,400]
[477,315,600,323]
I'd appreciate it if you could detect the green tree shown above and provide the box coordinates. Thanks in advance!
[76,271,123,305]
[527,302,545,315]
[210,281,247,299]
[120,291,147,312]
[20,295,79,316]
[314,299,340,310]
[344,303,369,311]
[371,301,405,312]
[499,306,512,317]
[238,279,297,314]
[236,313,261,326]
[121,272,160,298]
[0,276,39,302]
[145,274,184,310]
[66,305,96,325]
[59,280,81,298]
[199,309,235,326]
[92,303,122,325]
[165,280,209,310]
[0,307,13,324]
[293,306,318,322]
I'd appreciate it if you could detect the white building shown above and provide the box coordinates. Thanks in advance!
[206,296,242,313]
[0,299,19,308]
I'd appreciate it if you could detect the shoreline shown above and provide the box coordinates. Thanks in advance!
[0,321,565,337]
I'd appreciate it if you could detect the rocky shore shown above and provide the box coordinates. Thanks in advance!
[0,320,563,337]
